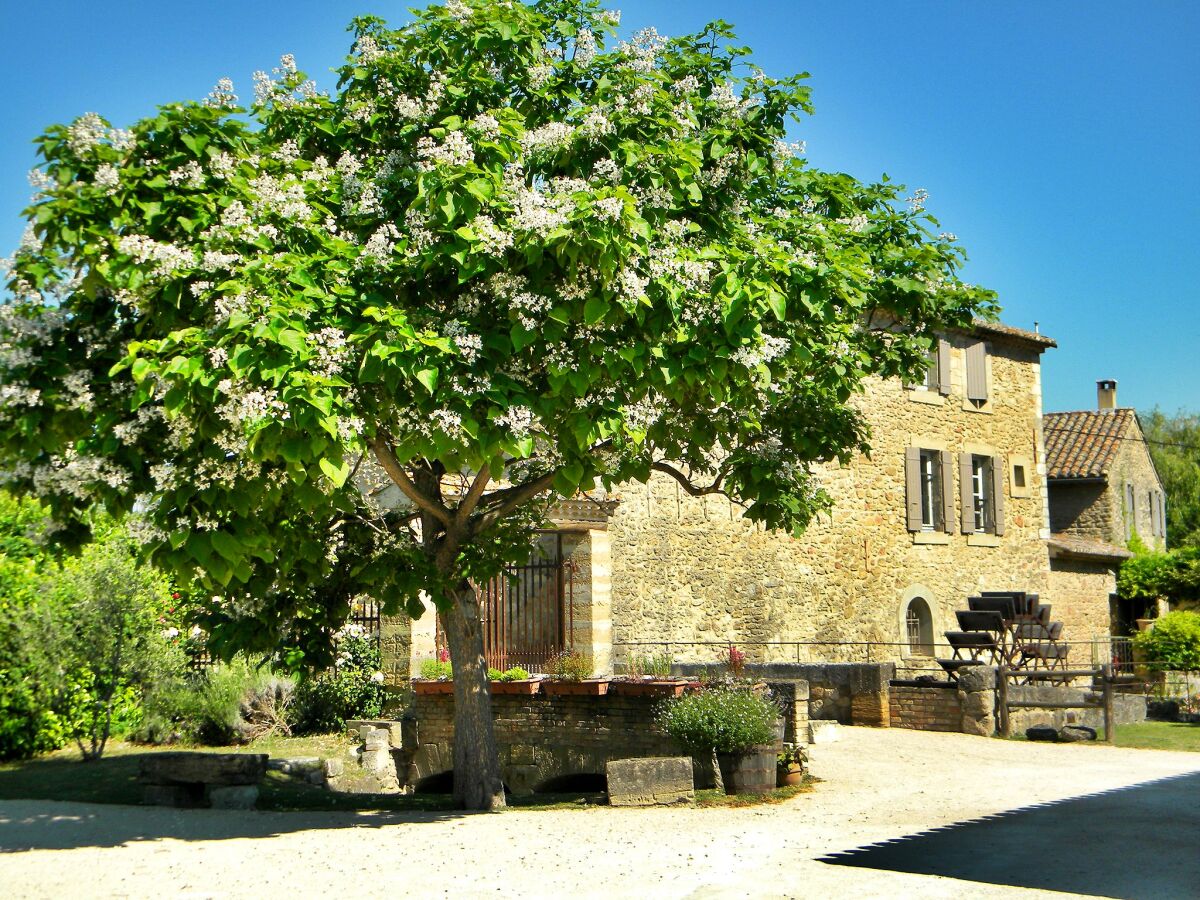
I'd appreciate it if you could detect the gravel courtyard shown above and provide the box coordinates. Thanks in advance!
[2,727,1198,899]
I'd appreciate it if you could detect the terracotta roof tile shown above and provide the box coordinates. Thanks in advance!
[1043,409,1133,479]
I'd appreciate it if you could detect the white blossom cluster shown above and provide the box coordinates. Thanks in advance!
[116,234,195,278]
[495,405,535,438]
[204,77,239,109]
[216,378,288,429]
[444,0,471,22]
[93,164,120,195]
[167,161,205,189]
[66,113,109,156]
[906,188,929,212]
[616,27,666,73]
[470,215,514,256]
[415,131,473,171]
[731,334,791,369]
[311,327,351,378]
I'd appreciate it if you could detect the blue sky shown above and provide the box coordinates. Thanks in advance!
[2,0,1197,413]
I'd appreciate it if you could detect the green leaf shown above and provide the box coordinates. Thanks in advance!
[210,531,243,565]
[319,457,352,488]
[766,290,787,321]
[415,367,439,393]
[584,296,608,326]
[277,329,307,354]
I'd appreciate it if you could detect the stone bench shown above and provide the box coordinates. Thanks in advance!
[138,752,268,809]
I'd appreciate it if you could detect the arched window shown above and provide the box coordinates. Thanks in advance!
[906,597,934,656]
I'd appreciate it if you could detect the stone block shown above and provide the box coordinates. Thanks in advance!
[606,757,694,807]
[208,785,259,810]
[138,752,268,787]
[323,758,345,778]
[956,666,996,693]
[960,691,995,718]
[1059,724,1097,742]
[808,720,840,744]
[961,715,993,737]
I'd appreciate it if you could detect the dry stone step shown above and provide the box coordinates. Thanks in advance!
[139,752,268,787]
[606,757,694,807]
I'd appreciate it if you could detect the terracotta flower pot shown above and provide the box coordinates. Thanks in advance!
[411,680,454,695]
[609,679,695,697]
[777,764,805,787]
[541,679,610,696]
[488,679,543,696]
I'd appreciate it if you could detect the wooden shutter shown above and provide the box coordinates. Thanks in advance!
[940,449,956,533]
[965,341,988,402]
[992,454,1006,536]
[1124,481,1134,540]
[1161,492,1168,544]
[1150,490,1159,537]
[936,340,952,395]
[904,447,922,532]
[959,452,974,533]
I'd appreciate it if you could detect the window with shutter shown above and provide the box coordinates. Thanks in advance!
[904,447,922,532]
[965,341,988,405]
[940,449,956,534]
[936,340,952,395]
[992,454,1006,536]
[1124,482,1135,541]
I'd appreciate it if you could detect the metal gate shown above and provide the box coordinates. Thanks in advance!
[436,541,575,673]
[478,556,574,671]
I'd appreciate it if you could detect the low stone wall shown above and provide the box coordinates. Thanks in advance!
[674,662,895,725]
[888,667,996,736]
[402,692,685,795]
[889,683,962,732]
[1007,684,1146,733]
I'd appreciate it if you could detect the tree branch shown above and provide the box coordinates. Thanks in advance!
[368,436,453,528]
[652,461,729,497]
[474,470,559,534]
[455,467,492,526]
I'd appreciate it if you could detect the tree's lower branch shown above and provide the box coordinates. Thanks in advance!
[652,461,729,497]
[368,436,453,528]
[456,467,492,526]
[474,470,559,534]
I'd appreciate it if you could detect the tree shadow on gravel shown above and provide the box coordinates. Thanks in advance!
[820,771,1200,900]
[0,750,474,852]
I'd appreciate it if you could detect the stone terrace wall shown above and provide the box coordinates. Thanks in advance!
[1007,684,1146,733]
[890,683,962,732]
[403,692,684,795]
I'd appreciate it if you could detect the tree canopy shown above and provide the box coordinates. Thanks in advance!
[1,0,996,806]
[1142,407,1200,550]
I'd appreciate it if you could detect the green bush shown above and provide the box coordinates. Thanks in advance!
[546,650,592,681]
[657,687,779,755]
[292,631,385,733]
[488,666,531,682]
[29,528,185,760]
[139,656,294,745]
[1134,611,1200,673]
[420,659,454,680]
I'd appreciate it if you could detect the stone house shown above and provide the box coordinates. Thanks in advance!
[1043,382,1168,639]
[392,319,1086,680]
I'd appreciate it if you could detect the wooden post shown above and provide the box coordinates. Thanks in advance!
[997,666,1010,738]
[1102,663,1115,743]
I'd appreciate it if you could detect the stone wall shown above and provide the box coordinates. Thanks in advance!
[1006,684,1146,733]
[673,662,894,725]
[889,666,995,735]
[609,333,1056,665]
[1048,558,1118,644]
[1107,416,1166,551]
[401,692,686,795]
[1049,481,1111,541]
[890,683,962,732]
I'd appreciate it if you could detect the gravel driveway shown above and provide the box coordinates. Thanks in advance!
[2,727,1198,899]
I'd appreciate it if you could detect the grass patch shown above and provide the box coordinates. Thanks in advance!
[696,775,818,807]
[1114,721,1200,752]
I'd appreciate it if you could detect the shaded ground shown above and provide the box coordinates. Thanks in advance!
[2,728,1199,898]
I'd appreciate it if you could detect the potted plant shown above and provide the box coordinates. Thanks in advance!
[487,666,542,695]
[658,686,781,794]
[540,651,610,696]
[610,652,699,697]
[411,651,454,695]
[776,743,808,787]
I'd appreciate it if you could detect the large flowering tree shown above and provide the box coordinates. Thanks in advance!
[0,0,994,808]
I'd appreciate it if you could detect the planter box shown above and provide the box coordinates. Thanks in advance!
[489,679,543,696]
[718,744,779,795]
[609,680,698,698]
[541,679,610,696]
[411,680,454,695]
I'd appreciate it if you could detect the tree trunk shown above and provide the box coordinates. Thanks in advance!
[442,584,506,811]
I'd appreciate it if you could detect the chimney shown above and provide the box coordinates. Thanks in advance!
[1097,379,1118,411]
